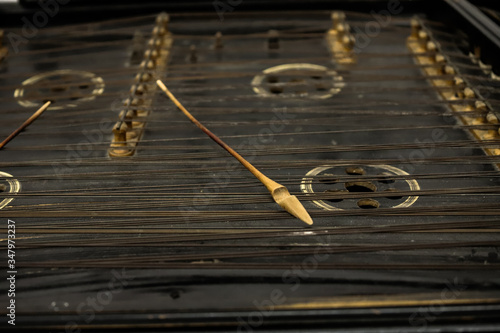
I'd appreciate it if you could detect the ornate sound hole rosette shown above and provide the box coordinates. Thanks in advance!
[251,63,345,99]
[0,171,21,210]
[300,165,420,210]
[14,69,105,110]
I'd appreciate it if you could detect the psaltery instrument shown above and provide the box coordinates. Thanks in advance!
[0,0,499,331]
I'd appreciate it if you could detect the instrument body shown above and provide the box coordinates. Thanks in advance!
[0,1,500,331]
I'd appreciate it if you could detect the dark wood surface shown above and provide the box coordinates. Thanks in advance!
[0,5,499,331]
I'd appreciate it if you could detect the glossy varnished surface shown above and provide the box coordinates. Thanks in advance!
[0,7,499,331]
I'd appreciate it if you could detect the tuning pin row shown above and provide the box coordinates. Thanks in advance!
[186,32,226,64]
[183,30,284,60]
[329,11,356,52]
[407,17,500,150]
[410,18,421,39]
[410,18,440,62]
[328,11,355,54]
[153,12,170,37]
[135,13,172,84]
[144,14,170,71]
[447,72,500,148]
[110,13,172,157]
[486,110,500,135]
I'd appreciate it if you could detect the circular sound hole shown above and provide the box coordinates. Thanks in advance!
[377,172,395,184]
[384,188,403,200]
[301,165,420,211]
[357,199,380,209]
[270,86,283,94]
[51,86,68,93]
[318,174,338,184]
[346,167,366,175]
[267,76,279,83]
[14,69,105,110]
[0,171,21,211]
[252,63,345,99]
[324,189,347,203]
[345,181,377,193]
[315,84,328,91]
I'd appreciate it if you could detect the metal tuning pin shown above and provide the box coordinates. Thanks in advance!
[153,13,169,38]
[268,30,280,50]
[463,87,475,99]
[336,23,347,43]
[475,100,487,112]
[135,72,152,83]
[109,122,133,157]
[327,11,355,64]
[417,30,429,51]
[130,97,146,116]
[343,34,355,52]
[426,41,437,59]
[129,31,146,66]
[189,45,198,63]
[331,11,346,30]
[410,17,421,39]
[152,26,167,38]
[119,99,137,132]
[435,53,446,69]
[444,65,455,75]
[214,31,223,49]
[148,38,162,51]
[156,12,170,32]
[130,84,147,96]
[486,111,499,125]
[120,110,133,132]
[144,49,159,61]
[140,59,156,71]
[453,77,465,98]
